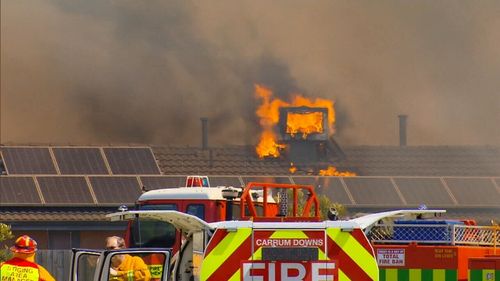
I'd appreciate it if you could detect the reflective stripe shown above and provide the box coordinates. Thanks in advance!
[201,227,252,280]
[433,269,445,280]
[380,268,458,281]
[327,228,378,280]
[409,268,422,281]
[385,268,398,281]
[202,227,377,281]
[339,269,352,281]
[1,263,40,281]
[228,270,240,281]
[127,270,134,281]
[481,270,495,280]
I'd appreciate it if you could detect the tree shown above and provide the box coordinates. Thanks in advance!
[318,194,346,220]
[0,223,14,262]
[281,189,347,220]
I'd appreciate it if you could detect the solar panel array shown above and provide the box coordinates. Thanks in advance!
[293,177,352,205]
[0,146,161,206]
[1,174,499,207]
[89,177,142,204]
[394,177,454,205]
[37,176,94,204]
[53,148,108,174]
[0,177,41,204]
[1,146,161,175]
[203,176,242,188]
[344,177,403,205]
[241,176,292,185]
[140,176,185,190]
[0,146,498,209]
[104,147,161,175]
[444,177,500,205]
[2,147,57,174]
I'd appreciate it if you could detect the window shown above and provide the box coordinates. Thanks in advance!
[186,204,205,220]
[139,203,177,210]
[130,204,178,248]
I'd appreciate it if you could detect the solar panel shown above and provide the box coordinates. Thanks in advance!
[292,176,352,205]
[104,147,161,175]
[140,176,185,190]
[53,148,108,175]
[37,176,94,204]
[444,177,500,206]
[208,176,242,188]
[1,147,56,174]
[241,176,292,185]
[0,177,41,204]
[89,176,142,204]
[394,177,455,206]
[343,177,404,205]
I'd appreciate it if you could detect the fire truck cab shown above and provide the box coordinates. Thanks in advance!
[126,178,281,252]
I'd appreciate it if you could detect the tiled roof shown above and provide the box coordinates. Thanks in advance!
[343,146,500,176]
[0,207,118,222]
[152,145,500,176]
[152,145,356,176]
[153,146,291,175]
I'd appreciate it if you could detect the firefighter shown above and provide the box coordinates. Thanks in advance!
[105,236,151,281]
[0,235,56,281]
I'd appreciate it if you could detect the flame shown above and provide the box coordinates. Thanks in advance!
[254,84,336,158]
[289,163,297,174]
[318,166,357,177]
[255,130,286,158]
[287,111,324,139]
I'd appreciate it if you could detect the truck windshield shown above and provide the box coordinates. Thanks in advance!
[129,204,177,248]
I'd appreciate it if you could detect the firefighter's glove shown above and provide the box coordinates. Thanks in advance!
[109,267,118,276]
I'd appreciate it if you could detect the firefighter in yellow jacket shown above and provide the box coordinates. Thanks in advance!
[0,235,56,281]
[105,236,151,281]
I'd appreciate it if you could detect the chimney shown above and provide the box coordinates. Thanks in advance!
[398,115,407,146]
[201,117,208,150]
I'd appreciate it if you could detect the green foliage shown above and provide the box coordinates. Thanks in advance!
[281,189,347,220]
[0,223,14,262]
[318,195,346,220]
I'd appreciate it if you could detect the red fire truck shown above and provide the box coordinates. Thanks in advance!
[69,176,499,281]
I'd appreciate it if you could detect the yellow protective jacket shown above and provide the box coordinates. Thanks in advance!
[111,254,151,281]
[0,256,56,281]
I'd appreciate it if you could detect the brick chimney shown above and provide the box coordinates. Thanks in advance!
[398,114,407,146]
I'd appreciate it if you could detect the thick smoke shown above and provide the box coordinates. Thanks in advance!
[1,1,499,146]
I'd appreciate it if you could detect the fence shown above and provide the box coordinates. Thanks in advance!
[369,223,500,248]
[36,249,72,281]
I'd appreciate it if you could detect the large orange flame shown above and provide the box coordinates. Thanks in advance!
[286,111,324,139]
[255,130,286,158]
[254,84,356,177]
[318,166,357,177]
[254,84,336,158]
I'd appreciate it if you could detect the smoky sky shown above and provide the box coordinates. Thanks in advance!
[1,0,499,146]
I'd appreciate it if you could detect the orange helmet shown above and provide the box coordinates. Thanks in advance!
[10,235,38,254]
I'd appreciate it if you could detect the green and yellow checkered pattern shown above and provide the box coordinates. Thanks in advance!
[469,269,499,281]
[380,268,458,281]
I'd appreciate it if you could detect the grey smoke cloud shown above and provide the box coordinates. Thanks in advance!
[1,0,499,146]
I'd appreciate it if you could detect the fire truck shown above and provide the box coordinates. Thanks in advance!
[69,177,499,281]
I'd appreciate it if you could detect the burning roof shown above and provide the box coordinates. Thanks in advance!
[254,84,335,158]
[253,84,356,177]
